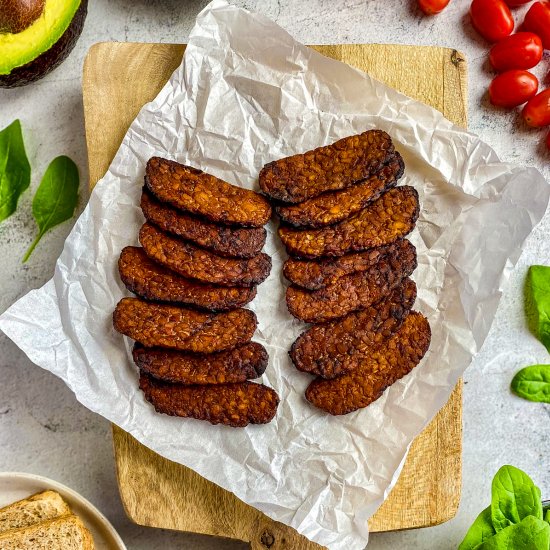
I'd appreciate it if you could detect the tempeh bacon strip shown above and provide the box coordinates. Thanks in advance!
[305,312,431,415]
[286,237,417,323]
[145,157,272,227]
[141,190,266,258]
[139,222,271,287]
[259,130,394,203]
[133,342,268,385]
[276,153,404,228]
[113,297,257,353]
[283,239,414,290]
[140,373,279,427]
[278,186,419,259]
[118,247,256,311]
[290,278,417,379]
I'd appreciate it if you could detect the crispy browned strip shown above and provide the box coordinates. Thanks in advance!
[286,238,417,323]
[279,186,419,259]
[283,239,414,290]
[305,312,431,415]
[139,374,279,427]
[259,130,394,203]
[141,190,266,258]
[139,222,271,287]
[276,154,404,227]
[290,278,417,379]
[145,157,271,227]
[133,342,268,384]
[119,247,256,311]
[113,298,257,352]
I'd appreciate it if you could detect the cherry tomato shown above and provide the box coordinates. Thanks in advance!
[490,33,543,71]
[418,0,451,14]
[523,89,550,126]
[470,0,514,42]
[489,70,539,107]
[505,0,533,5]
[524,2,550,49]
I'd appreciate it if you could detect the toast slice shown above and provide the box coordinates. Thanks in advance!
[0,514,94,549]
[0,491,70,533]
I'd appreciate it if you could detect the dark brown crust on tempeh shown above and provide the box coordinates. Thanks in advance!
[141,190,266,258]
[139,373,279,427]
[145,157,271,227]
[286,238,417,323]
[133,342,268,385]
[290,278,417,379]
[276,153,404,228]
[283,239,415,290]
[139,222,271,287]
[259,130,395,203]
[119,247,256,311]
[305,312,431,415]
[113,298,257,353]
[278,186,419,259]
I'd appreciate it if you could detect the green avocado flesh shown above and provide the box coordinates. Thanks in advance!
[0,0,81,75]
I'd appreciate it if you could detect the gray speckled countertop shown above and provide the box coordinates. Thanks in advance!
[0,1,549,549]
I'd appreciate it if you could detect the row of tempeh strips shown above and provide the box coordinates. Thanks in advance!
[113,158,279,427]
[259,130,431,415]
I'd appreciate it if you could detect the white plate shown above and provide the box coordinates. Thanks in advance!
[0,472,126,550]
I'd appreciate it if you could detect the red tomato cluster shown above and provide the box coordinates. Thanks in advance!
[417,0,550,150]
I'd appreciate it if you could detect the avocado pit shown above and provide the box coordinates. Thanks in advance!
[0,0,87,88]
[0,0,46,34]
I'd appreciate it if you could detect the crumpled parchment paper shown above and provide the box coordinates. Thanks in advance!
[1,1,548,548]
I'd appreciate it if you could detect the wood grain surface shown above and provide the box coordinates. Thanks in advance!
[83,42,466,549]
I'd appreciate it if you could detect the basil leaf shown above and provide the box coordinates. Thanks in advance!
[476,515,550,550]
[526,265,550,353]
[511,365,550,403]
[491,466,543,532]
[546,508,550,525]
[458,506,496,550]
[22,156,79,263]
[0,119,31,223]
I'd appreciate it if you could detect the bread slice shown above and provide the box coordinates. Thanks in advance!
[0,514,94,549]
[0,491,70,533]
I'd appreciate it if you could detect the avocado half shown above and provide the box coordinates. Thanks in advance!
[0,0,87,88]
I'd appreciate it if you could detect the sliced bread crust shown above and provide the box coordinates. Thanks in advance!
[0,513,94,549]
[0,491,70,533]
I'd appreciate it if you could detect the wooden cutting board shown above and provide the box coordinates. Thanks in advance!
[83,42,466,549]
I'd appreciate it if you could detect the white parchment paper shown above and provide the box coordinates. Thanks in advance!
[1,2,548,548]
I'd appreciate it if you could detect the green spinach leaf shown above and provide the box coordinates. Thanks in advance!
[526,265,550,353]
[0,119,31,223]
[458,506,496,550]
[491,465,542,531]
[511,365,550,403]
[476,515,550,550]
[22,155,79,263]
[545,508,550,525]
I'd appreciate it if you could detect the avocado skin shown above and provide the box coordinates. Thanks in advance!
[0,0,88,88]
